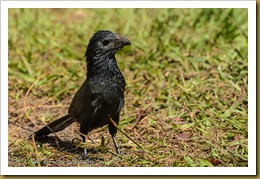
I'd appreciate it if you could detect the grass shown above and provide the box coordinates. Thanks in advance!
[8,8,248,167]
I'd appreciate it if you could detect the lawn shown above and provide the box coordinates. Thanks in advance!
[8,8,248,167]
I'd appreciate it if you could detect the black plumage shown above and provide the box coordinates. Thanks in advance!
[34,30,130,155]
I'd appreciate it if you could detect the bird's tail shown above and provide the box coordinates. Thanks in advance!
[34,114,76,136]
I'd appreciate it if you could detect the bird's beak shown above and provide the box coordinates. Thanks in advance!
[115,34,131,48]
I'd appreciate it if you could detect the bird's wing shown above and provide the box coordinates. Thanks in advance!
[117,98,124,113]
[68,80,93,117]
[68,79,103,134]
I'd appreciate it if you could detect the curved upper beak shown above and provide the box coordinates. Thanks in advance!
[115,34,131,48]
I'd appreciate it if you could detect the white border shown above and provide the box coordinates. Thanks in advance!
[1,1,256,175]
[0,0,256,8]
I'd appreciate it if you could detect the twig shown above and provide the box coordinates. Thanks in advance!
[31,133,41,166]
[131,104,151,130]
[23,78,40,126]
[108,116,155,161]
[8,77,63,142]
[74,129,97,144]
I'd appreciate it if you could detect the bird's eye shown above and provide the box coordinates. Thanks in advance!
[102,39,110,46]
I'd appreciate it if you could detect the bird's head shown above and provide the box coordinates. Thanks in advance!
[85,30,131,60]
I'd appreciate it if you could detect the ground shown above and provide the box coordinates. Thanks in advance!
[8,8,248,167]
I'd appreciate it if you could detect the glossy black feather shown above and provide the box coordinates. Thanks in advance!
[34,30,130,154]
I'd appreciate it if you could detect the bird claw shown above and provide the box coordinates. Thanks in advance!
[80,150,96,164]
[81,156,95,164]
[81,151,93,164]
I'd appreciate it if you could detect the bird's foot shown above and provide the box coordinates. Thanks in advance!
[112,136,122,156]
[116,148,121,155]
[81,148,88,160]
[80,148,93,164]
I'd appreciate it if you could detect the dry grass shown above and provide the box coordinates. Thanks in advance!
[8,8,248,167]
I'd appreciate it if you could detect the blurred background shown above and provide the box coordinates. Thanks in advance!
[8,8,248,167]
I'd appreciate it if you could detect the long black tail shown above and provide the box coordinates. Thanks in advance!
[34,114,76,136]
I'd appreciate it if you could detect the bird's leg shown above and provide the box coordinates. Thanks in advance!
[80,135,96,164]
[112,136,121,155]
[84,147,88,157]
[81,135,88,159]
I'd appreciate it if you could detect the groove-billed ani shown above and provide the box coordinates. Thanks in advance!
[34,30,130,156]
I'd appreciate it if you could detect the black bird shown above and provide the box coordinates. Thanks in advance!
[34,30,130,156]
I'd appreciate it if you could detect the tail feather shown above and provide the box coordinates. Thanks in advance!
[34,114,76,136]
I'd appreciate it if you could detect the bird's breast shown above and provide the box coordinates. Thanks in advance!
[90,73,125,100]
[88,74,125,117]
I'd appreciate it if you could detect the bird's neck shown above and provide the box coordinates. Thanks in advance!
[86,55,120,77]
